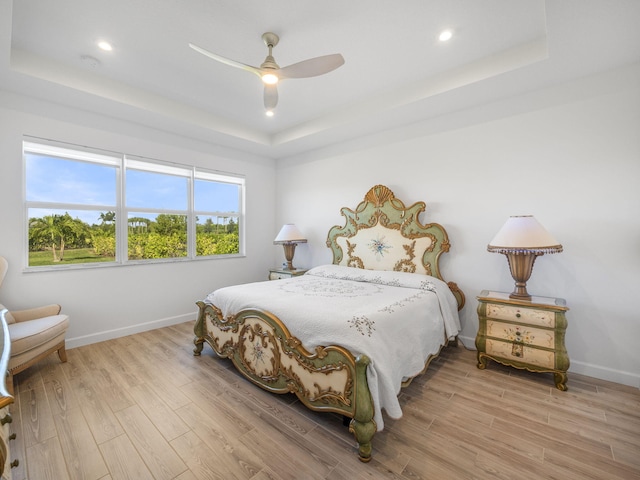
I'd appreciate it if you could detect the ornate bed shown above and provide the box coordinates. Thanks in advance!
[193,185,465,462]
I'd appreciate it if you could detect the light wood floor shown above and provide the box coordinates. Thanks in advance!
[6,321,640,480]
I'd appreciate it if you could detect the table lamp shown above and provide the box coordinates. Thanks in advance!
[487,215,562,300]
[274,224,307,271]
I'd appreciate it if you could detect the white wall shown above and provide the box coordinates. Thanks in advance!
[0,92,277,347]
[1,63,638,389]
[275,63,640,388]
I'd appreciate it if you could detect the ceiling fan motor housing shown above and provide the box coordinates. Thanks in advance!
[261,32,279,48]
[261,33,280,70]
[261,55,279,70]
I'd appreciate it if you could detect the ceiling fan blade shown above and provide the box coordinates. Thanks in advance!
[264,84,278,110]
[278,53,345,79]
[189,43,262,77]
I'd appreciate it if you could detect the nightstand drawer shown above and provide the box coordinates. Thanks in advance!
[486,320,555,349]
[486,303,555,328]
[269,271,290,280]
[268,269,307,280]
[486,339,555,369]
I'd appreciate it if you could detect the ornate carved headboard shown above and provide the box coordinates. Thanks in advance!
[326,185,465,310]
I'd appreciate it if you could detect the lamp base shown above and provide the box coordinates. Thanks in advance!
[504,252,540,301]
[509,290,532,300]
[282,243,297,271]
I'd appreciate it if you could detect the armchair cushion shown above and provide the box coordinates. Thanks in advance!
[8,314,69,357]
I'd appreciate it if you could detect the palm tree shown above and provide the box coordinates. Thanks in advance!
[99,211,116,224]
[30,215,62,261]
[29,213,88,262]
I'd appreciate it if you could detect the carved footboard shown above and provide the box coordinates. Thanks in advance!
[193,301,377,462]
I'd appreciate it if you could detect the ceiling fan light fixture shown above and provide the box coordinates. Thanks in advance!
[261,72,279,85]
[265,109,275,117]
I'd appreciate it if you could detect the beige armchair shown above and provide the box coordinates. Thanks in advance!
[0,256,69,394]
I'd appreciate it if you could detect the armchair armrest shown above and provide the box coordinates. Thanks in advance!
[10,304,62,322]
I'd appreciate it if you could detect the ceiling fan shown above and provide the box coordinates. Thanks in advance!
[189,32,345,115]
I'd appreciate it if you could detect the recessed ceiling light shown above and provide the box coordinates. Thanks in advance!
[97,41,113,51]
[265,110,275,117]
[438,30,453,42]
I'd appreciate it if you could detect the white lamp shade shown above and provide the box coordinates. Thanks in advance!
[274,224,307,244]
[488,215,562,254]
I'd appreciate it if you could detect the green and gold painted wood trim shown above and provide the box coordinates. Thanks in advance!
[475,296,570,390]
[194,301,376,462]
[326,185,465,310]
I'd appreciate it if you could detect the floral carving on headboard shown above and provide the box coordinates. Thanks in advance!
[346,240,364,269]
[394,241,419,274]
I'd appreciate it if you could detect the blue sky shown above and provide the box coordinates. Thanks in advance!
[26,154,240,225]
[26,154,116,205]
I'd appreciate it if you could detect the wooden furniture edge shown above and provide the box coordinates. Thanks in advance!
[0,310,15,476]
[193,301,377,461]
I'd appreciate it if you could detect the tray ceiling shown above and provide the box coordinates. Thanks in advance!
[1,0,639,159]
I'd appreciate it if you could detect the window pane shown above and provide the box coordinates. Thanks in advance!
[25,141,244,269]
[26,154,116,205]
[127,169,187,210]
[194,180,239,213]
[196,215,240,256]
[28,208,116,266]
[128,212,187,260]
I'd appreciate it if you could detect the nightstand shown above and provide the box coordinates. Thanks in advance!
[268,268,307,280]
[475,290,570,390]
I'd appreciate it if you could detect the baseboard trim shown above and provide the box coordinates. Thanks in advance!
[457,335,639,389]
[568,360,640,389]
[66,312,196,349]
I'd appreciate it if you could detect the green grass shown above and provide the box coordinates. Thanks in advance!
[29,248,115,266]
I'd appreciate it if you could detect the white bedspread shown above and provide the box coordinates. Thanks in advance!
[205,264,460,430]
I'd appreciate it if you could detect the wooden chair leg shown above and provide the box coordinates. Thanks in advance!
[57,343,68,363]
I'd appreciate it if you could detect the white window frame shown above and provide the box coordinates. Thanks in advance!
[23,139,245,270]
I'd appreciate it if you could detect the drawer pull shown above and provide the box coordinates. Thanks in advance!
[516,313,521,318]
[9,433,16,440]
[0,413,12,425]
[10,459,19,468]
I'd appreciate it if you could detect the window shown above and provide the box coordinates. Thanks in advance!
[194,171,241,257]
[24,140,244,268]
